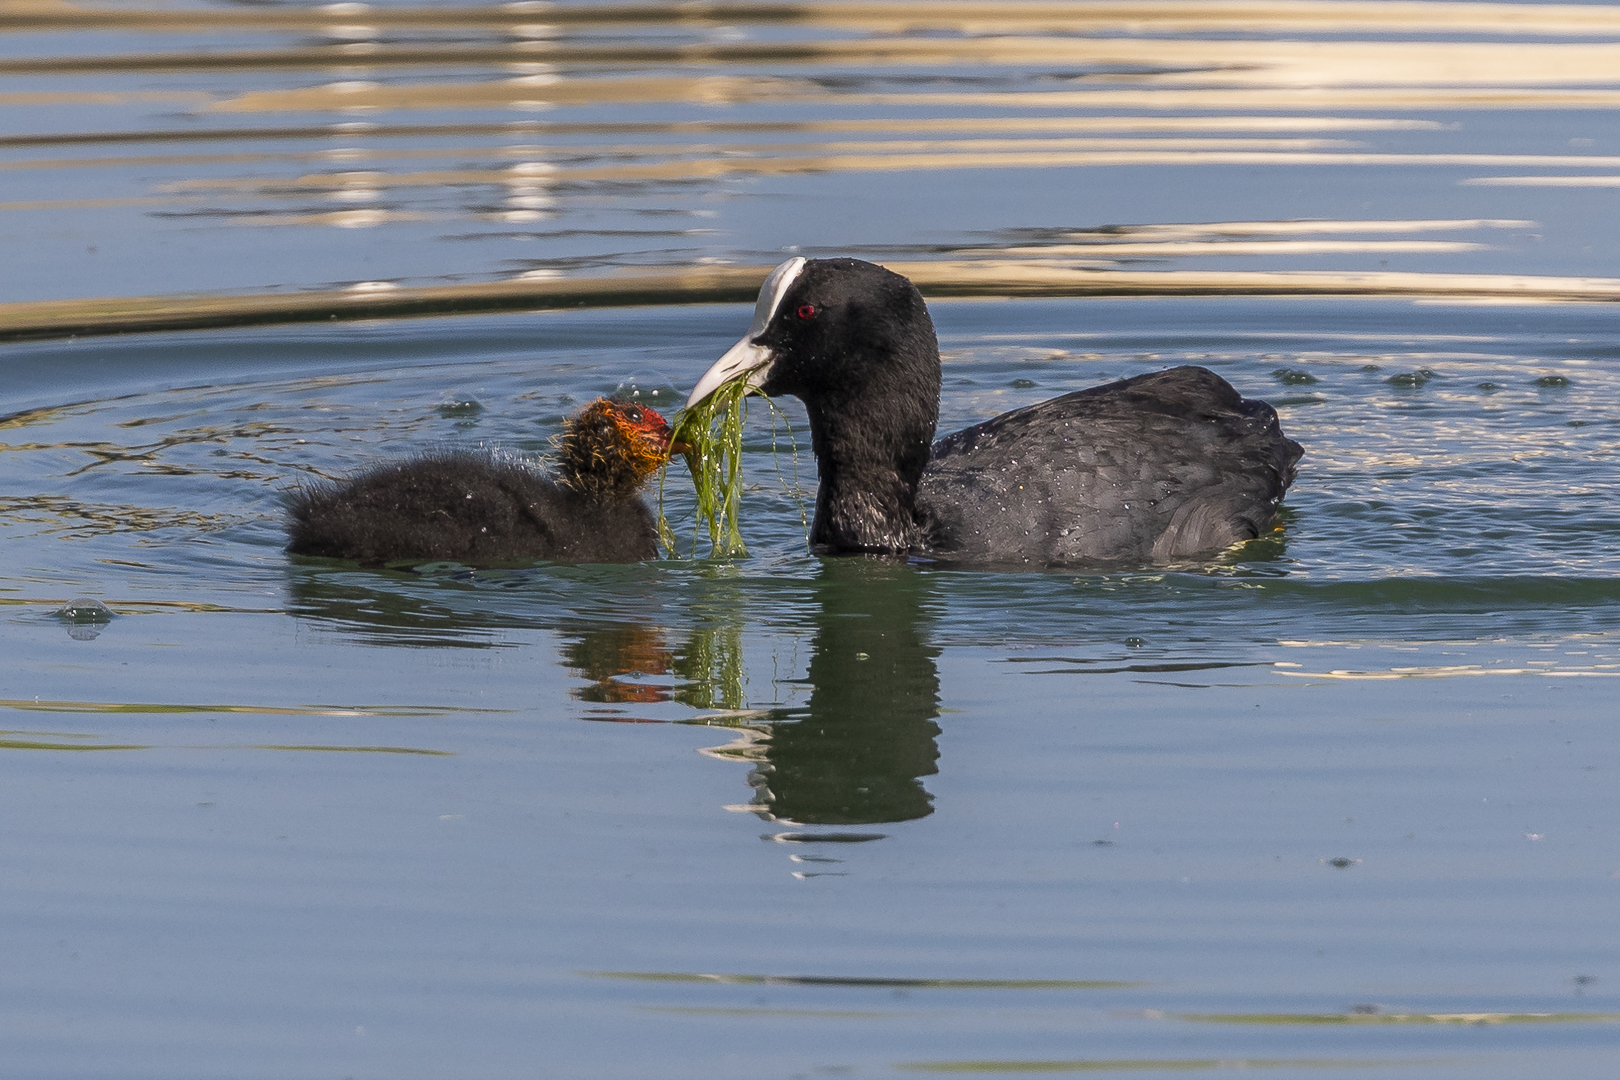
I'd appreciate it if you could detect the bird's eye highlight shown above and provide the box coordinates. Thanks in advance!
[797,304,817,320]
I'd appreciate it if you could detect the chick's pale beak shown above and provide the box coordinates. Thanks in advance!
[686,335,773,408]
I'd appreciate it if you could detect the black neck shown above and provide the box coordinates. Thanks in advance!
[804,392,935,553]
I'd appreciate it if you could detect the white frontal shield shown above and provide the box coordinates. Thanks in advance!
[686,257,806,408]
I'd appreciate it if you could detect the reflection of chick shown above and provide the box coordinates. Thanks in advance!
[285,398,671,565]
[563,624,675,705]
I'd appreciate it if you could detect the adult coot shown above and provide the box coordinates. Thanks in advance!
[688,257,1302,564]
[285,397,673,565]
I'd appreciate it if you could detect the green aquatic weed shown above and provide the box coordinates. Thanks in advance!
[659,375,749,558]
[657,377,805,560]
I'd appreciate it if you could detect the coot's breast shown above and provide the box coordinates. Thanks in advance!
[915,367,1303,565]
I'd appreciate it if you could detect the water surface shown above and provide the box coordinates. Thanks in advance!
[4,3,1620,1078]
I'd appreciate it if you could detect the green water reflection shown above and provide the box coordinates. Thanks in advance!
[741,559,942,825]
[549,558,945,826]
[286,555,944,824]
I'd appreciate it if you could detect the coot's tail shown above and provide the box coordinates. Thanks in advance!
[1139,366,1302,559]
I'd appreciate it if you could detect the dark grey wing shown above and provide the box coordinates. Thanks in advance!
[916,367,1302,565]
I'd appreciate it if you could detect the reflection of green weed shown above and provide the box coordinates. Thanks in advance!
[675,623,746,711]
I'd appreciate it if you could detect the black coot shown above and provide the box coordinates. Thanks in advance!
[688,257,1302,564]
[285,397,673,565]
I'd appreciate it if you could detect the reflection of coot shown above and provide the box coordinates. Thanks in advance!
[749,560,941,825]
[285,398,672,566]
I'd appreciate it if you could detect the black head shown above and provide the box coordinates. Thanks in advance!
[690,258,940,415]
[761,259,940,410]
[687,257,943,552]
[690,257,940,451]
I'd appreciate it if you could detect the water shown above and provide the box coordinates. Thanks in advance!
[5,3,1620,1078]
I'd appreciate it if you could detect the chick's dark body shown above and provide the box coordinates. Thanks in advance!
[284,452,658,565]
[284,398,669,566]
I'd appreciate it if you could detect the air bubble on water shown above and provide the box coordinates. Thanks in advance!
[612,374,683,413]
[57,599,115,641]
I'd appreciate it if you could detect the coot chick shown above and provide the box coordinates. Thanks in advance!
[285,398,673,565]
[688,257,1302,564]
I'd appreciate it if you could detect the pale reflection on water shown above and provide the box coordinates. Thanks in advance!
[5,0,1620,314]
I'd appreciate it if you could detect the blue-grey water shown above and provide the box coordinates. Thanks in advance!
[5,3,1620,1078]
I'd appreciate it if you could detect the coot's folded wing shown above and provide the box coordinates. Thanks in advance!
[918,367,1302,564]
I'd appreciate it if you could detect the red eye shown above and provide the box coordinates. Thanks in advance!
[797,304,817,320]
